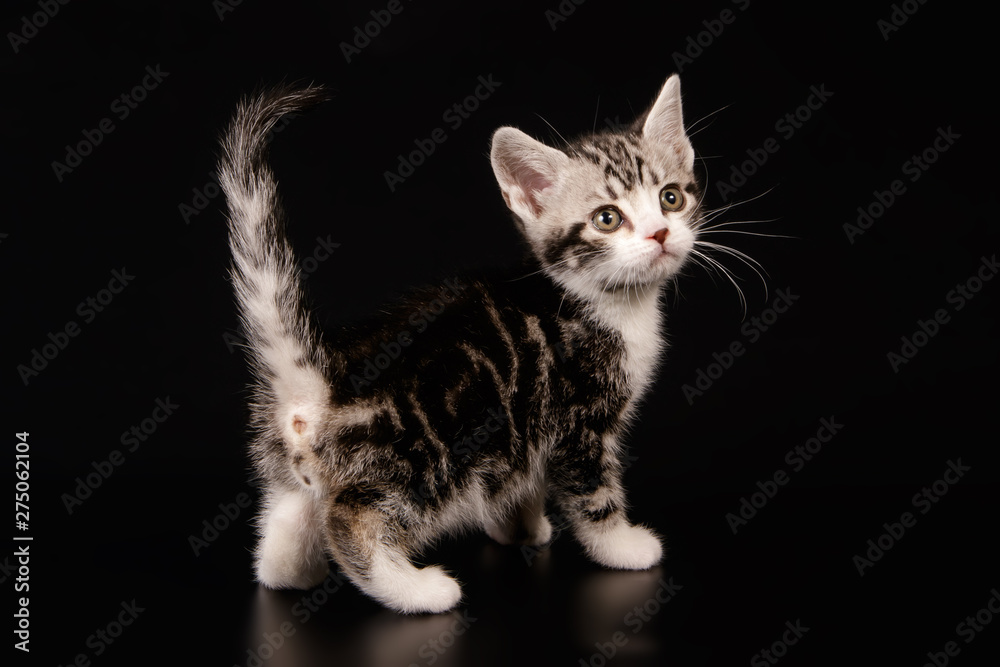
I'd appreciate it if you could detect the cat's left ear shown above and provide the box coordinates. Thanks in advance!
[640,74,695,172]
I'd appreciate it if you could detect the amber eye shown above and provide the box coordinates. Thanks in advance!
[592,207,623,232]
[659,186,684,212]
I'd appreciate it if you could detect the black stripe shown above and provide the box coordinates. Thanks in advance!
[583,502,619,522]
[543,222,588,266]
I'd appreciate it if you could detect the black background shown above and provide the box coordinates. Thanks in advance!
[3,1,997,665]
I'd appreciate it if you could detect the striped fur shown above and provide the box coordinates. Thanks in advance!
[220,75,700,613]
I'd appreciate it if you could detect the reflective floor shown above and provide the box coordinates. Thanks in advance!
[30,472,995,666]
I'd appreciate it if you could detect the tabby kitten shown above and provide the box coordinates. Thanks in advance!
[219,74,701,614]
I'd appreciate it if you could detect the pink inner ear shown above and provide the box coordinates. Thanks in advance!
[524,170,552,193]
[516,165,553,217]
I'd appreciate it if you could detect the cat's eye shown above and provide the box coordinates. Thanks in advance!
[592,207,624,232]
[659,186,684,212]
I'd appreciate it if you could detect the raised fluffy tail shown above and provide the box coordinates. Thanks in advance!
[218,85,332,476]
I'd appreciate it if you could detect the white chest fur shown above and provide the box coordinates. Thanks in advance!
[588,286,666,404]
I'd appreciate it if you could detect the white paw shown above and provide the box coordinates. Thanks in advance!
[584,523,663,570]
[371,564,463,615]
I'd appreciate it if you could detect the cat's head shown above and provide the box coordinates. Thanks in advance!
[491,75,699,300]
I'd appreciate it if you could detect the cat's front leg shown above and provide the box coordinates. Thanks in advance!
[573,513,663,570]
[550,435,663,570]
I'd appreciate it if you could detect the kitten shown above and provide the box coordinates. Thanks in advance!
[218,74,701,614]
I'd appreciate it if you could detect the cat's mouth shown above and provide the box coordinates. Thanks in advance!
[654,243,687,264]
[649,244,690,278]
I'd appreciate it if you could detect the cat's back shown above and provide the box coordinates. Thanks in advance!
[324,272,633,465]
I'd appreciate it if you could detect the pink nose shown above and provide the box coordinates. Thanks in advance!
[650,228,668,244]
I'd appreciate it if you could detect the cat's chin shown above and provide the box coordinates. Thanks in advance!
[565,256,689,294]
[654,250,690,277]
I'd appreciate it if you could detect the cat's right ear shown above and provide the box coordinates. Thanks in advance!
[490,127,569,222]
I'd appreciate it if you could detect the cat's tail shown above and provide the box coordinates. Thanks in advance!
[218,84,333,478]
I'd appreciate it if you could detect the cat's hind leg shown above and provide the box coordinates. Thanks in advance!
[485,482,553,546]
[326,494,462,614]
[255,486,330,589]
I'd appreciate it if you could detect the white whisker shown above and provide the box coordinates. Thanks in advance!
[534,113,570,149]
[695,240,769,300]
[689,248,748,317]
[697,228,795,240]
[508,248,606,282]
[686,103,732,138]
